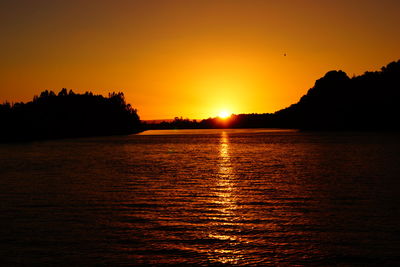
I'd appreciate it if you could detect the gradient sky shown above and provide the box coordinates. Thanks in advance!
[1,0,399,119]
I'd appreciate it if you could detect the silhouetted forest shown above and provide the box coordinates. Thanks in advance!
[147,59,400,130]
[144,114,277,130]
[275,60,400,130]
[0,89,141,142]
[3,60,400,141]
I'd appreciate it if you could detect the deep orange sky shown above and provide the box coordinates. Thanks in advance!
[1,0,399,120]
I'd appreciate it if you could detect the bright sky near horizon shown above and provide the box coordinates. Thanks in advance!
[1,0,399,120]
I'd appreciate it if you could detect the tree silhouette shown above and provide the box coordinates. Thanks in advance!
[148,59,400,131]
[0,89,142,142]
[274,60,400,130]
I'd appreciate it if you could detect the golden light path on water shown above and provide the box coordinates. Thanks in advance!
[207,131,243,264]
[2,130,400,265]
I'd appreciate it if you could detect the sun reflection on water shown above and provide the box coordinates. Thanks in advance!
[206,131,244,264]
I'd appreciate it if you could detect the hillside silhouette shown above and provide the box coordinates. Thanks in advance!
[0,89,141,142]
[147,59,400,130]
[274,60,400,130]
[3,60,400,140]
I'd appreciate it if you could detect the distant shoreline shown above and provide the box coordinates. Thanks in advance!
[2,59,400,143]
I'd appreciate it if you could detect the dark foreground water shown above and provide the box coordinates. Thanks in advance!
[1,129,400,266]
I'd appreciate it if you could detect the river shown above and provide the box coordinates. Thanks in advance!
[1,129,400,265]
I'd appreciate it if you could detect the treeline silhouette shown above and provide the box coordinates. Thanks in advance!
[147,59,400,130]
[3,59,399,140]
[0,89,141,142]
[144,114,277,130]
[275,60,400,130]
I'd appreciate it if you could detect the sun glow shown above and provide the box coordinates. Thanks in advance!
[218,110,231,119]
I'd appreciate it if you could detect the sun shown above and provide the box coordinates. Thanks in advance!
[218,110,231,119]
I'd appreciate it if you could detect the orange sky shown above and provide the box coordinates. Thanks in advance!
[1,0,399,120]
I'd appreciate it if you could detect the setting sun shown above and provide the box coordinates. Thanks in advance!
[218,110,231,119]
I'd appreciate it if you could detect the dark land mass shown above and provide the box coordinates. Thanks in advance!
[147,59,400,131]
[0,89,141,142]
[1,59,399,142]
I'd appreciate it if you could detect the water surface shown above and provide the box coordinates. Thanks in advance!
[1,129,400,265]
